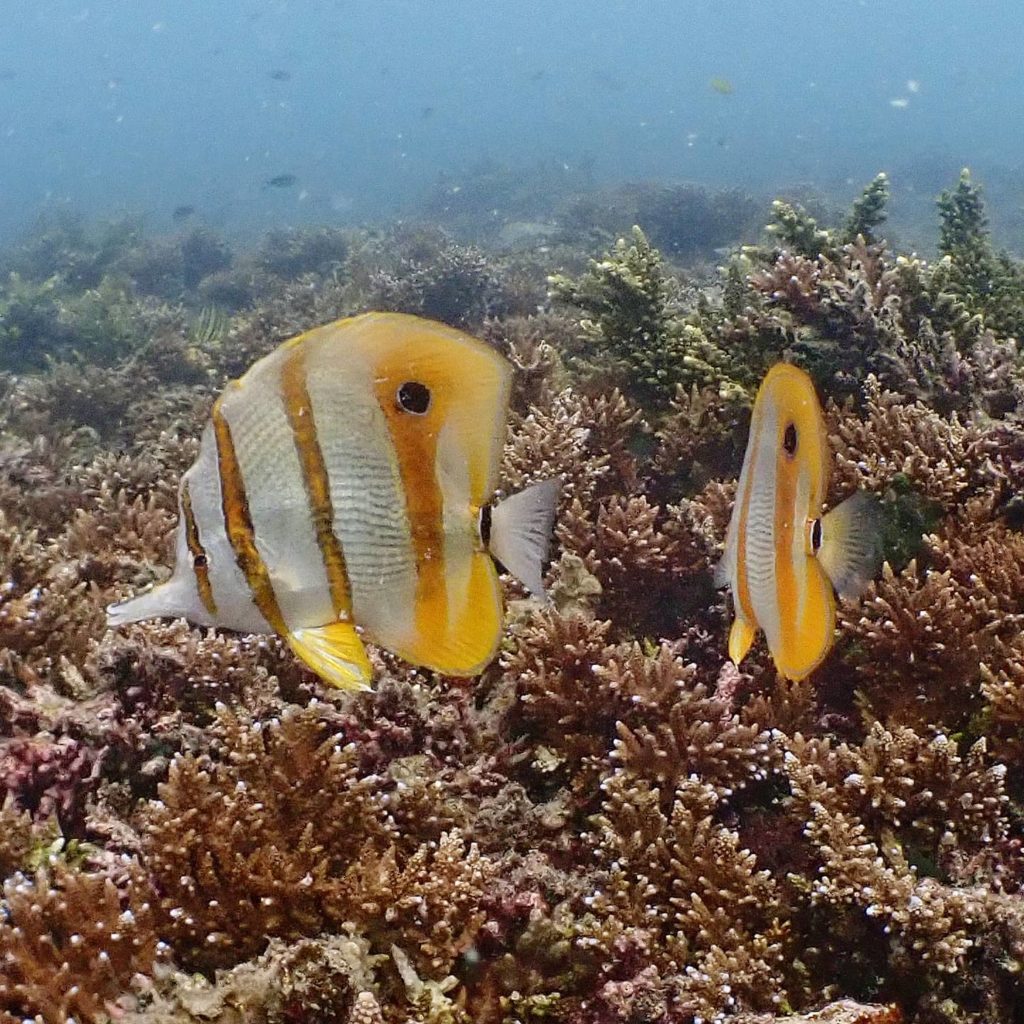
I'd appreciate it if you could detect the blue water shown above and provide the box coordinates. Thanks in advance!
[1,0,1022,243]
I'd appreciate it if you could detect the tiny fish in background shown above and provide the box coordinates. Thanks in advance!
[108,312,560,689]
[264,173,297,189]
[709,76,734,95]
[171,204,195,221]
[714,363,880,680]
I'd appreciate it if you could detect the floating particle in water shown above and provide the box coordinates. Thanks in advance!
[907,78,920,93]
[710,76,734,95]
[889,97,910,109]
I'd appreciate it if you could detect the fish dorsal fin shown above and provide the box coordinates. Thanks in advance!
[489,478,561,600]
[287,621,373,691]
[817,491,882,601]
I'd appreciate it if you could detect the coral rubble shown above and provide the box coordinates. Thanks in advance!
[2,171,1024,1022]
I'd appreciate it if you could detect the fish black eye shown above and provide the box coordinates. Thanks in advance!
[193,552,208,569]
[396,381,431,415]
[811,518,822,552]
[783,422,798,456]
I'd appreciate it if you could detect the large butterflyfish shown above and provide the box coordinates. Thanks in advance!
[714,362,880,680]
[108,312,560,689]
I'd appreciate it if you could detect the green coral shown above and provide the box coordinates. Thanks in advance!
[0,272,160,371]
[723,172,1024,413]
[766,173,889,258]
[2,211,143,289]
[548,225,746,410]
[843,172,890,245]
[937,168,1024,338]
[0,274,67,370]
[765,199,833,258]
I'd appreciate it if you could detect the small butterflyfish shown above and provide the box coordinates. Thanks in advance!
[107,312,561,690]
[714,363,880,680]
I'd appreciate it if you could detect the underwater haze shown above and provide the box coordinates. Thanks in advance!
[2,0,1024,242]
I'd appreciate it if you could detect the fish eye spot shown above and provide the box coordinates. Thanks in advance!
[783,422,798,456]
[396,381,431,415]
[811,518,822,552]
[193,553,208,569]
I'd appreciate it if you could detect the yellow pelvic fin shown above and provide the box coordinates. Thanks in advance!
[728,616,757,666]
[287,621,373,690]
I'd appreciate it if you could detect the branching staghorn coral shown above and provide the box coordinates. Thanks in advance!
[580,773,790,1019]
[141,705,394,970]
[141,702,499,1002]
[361,224,523,329]
[0,855,159,1024]
[840,495,1024,735]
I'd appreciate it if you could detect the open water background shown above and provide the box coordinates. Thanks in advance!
[1,0,1022,244]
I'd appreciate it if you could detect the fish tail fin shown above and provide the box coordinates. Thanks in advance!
[488,477,561,601]
[287,621,374,690]
[817,491,882,601]
[728,616,757,665]
[106,580,189,628]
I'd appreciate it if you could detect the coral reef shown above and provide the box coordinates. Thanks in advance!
[3,170,1024,1022]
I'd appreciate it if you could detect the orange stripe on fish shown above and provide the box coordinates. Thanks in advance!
[211,393,289,636]
[372,363,449,645]
[181,479,217,617]
[280,345,354,621]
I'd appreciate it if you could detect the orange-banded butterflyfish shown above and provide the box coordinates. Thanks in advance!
[714,362,880,680]
[107,312,560,690]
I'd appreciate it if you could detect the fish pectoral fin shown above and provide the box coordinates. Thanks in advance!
[728,617,757,666]
[818,491,882,601]
[489,477,561,600]
[287,621,373,691]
